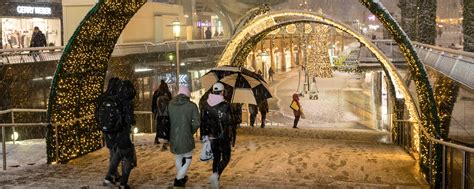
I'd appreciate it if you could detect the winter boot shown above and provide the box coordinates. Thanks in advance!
[103,179,114,186]
[173,178,185,187]
[119,184,130,189]
[209,172,219,189]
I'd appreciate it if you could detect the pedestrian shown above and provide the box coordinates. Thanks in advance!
[248,104,258,127]
[258,99,269,128]
[201,82,234,188]
[151,80,172,148]
[97,77,121,185]
[205,27,212,39]
[99,79,137,189]
[230,103,242,147]
[168,86,201,187]
[268,67,274,82]
[290,93,302,129]
[30,26,46,47]
[257,69,263,77]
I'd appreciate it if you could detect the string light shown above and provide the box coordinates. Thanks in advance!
[359,0,442,187]
[306,24,333,78]
[46,0,146,164]
[220,2,441,186]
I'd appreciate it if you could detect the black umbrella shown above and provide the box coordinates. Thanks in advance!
[200,66,272,105]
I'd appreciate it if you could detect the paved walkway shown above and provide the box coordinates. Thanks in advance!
[0,68,428,188]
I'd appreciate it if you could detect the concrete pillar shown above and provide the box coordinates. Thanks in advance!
[290,35,295,67]
[280,34,287,72]
[372,71,383,129]
[270,37,275,72]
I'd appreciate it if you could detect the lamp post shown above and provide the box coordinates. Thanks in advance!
[172,20,181,90]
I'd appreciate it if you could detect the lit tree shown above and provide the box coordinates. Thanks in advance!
[417,0,437,45]
[398,0,418,40]
[306,24,332,78]
[464,0,474,52]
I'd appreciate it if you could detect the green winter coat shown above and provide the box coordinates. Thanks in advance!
[168,94,200,154]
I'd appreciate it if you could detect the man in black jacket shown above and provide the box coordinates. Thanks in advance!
[201,82,233,188]
[102,80,136,189]
[30,26,46,47]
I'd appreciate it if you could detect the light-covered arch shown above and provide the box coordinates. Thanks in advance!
[46,0,440,186]
[217,10,422,149]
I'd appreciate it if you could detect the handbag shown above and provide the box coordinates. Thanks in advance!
[290,100,300,111]
[199,136,213,161]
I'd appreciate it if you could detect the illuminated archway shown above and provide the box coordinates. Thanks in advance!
[218,9,421,147]
[46,0,440,186]
[218,6,441,185]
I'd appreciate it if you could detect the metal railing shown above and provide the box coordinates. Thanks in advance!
[358,39,406,64]
[413,42,474,91]
[0,108,154,170]
[396,120,474,188]
[0,39,229,65]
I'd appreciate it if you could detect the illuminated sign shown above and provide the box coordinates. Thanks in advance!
[17,6,52,15]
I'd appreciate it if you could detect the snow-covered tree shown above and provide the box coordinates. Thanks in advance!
[417,0,437,45]
[464,0,474,52]
[398,0,418,40]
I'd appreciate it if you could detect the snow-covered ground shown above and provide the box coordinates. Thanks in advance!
[1,132,426,188]
[267,69,376,130]
[0,69,427,188]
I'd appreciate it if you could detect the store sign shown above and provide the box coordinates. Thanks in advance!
[17,6,52,15]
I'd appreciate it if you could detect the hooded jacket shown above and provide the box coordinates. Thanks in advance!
[168,94,200,154]
[291,94,301,116]
[201,94,233,140]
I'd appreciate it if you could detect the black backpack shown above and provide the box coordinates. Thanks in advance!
[155,95,170,117]
[95,95,123,133]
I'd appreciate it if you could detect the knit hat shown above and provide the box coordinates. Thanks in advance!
[178,86,191,97]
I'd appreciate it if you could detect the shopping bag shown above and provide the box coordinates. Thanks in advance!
[290,100,300,111]
[200,136,213,161]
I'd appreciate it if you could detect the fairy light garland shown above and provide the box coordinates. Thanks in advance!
[223,3,441,186]
[359,0,442,187]
[306,24,333,78]
[46,0,146,164]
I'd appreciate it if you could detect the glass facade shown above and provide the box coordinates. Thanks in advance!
[0,1,62,49]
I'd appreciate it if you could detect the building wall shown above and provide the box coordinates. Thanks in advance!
[62,0,186,44]
[62,0,97,45]
[119,3,185,43]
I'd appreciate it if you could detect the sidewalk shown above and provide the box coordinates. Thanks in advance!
[264,67,377,131]
[1,133,426,188]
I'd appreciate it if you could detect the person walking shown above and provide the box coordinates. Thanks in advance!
[30,26,46,47]
[151,80,172,148]
[258,100,269,128]
[205,27,212,39]
[201,82,234,188]
[268,67,274,82]
[100,79,137,189]
[168,86,200,187]
[230,103,242,147]
[290,93,302,129]
[248,104,258,127]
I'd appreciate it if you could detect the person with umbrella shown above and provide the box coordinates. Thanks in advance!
[201,82,234,188]
[248,104,258,127]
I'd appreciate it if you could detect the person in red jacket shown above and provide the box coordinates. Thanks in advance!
[290,93,302,129]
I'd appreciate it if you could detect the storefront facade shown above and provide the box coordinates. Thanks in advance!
[0,1,62,49]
